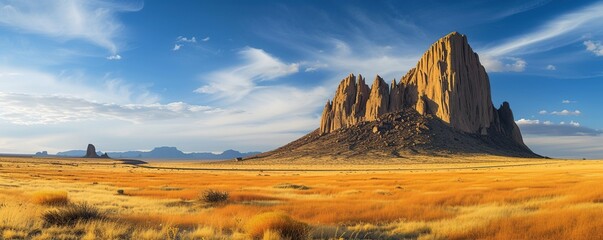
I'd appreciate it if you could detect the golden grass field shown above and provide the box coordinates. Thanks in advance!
[1,156,603,239]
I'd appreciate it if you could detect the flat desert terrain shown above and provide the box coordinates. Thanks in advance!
[1,156,602,239]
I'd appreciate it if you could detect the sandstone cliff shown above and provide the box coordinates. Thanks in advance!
[319,32,530,151]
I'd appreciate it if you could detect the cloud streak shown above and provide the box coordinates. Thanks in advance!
[0,93,218,125]
[0,0,141,55]
[195,47,300,101]
[482,2,603,56]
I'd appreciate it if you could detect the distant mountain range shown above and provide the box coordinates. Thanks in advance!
[55,146,261,160]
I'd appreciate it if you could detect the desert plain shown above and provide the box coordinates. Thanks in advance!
[1,156,602,239]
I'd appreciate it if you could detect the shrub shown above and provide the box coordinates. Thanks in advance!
[245,212,310,240]
[200,189,229,203]
[31,190,69,205]
[42,203,105,226]
[117,189,125,195]
[274,183,310,190]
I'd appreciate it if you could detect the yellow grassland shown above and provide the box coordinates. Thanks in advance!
[0,156,602,239]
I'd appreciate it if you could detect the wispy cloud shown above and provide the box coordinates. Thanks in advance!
[539,109,581,115]
[479,1,603,72]
[0,66,157,104]
[562,99,577,104]
[0,93,218,125]
[517,119,601,136]
[492,0,552,20]
[173,36,204,51]
[482,2,603,56]
[584,40,603,56]
[177,36,197,43]
[0,0,141,55]
[195,47,300,101]
[551,109,581,116]
[546,64,556,70]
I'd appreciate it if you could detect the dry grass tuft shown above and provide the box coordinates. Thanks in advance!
[31,190,69,206]
[42,203,105,226]
[245,212,310,239]
[2,229,28,239]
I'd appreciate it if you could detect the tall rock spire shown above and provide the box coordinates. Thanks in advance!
[365,75,390,121]
[318,32,529,150]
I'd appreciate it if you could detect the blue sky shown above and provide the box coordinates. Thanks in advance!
[0,0,602,158]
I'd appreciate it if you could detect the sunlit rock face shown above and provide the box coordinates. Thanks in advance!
[319,32,528,149]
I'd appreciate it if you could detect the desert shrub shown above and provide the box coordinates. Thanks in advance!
[200,189,229,203]
[245,212,310,240]
[274,183,310,190]
[117,189,125,195]
[42,202,105,226]
[31,190,69,205]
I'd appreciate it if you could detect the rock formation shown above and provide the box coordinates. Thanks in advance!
[318,32,530,150]
[254,32,538,160]
[85,144,99,158]
[401,32,493,135]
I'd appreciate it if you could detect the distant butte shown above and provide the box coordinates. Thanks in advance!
[253,32,539,160]
[84,144,110,159]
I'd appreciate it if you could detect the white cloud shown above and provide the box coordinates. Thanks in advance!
[173,36,204,51]
[481,56,526,72]
[551,109,581,116]
[516,118,541,125]
[584,40,603,56]
[106,54,122,60]
[516,118,601,136]
[546,64,556,70]
[195,47,300,101]
[177,36,197,43]
[0,0,140,55]
[562,99,577,104]
[539,109,582,116]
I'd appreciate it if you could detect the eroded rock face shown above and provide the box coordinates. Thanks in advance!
[365,75,390,121]
[320,74,370,133]
[401,32,493,134]
[319,32,529,150]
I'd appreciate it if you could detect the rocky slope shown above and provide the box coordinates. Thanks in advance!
[255,32,538,160]
[252,109,537,159]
